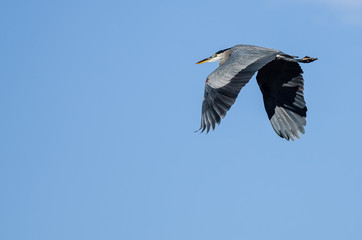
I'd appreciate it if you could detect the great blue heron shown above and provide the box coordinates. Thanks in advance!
[196,44,317,141]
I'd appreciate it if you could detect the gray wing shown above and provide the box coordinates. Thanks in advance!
[256,59,307,141]
[199,46,279,133]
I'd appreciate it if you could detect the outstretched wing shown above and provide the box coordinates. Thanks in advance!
[256,59,307,141]
[199,46,278,133]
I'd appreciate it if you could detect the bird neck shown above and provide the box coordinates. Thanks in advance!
[219,49,231,66]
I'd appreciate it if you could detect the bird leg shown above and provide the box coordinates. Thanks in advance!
[298,56,318,63]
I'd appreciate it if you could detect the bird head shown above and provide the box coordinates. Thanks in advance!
[196,48,231,64]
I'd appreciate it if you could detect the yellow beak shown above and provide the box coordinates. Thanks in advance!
[196,57,212,64]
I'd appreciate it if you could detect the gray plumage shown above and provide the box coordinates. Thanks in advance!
[196,44,317,141]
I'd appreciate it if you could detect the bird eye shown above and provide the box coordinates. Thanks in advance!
[213,54,217,57]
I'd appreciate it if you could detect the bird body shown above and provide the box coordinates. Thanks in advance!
[196,44,317,141]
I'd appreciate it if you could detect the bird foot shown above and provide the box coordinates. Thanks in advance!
[299,56,318,63]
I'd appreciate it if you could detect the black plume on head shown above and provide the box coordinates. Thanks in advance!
[216,48,231,54]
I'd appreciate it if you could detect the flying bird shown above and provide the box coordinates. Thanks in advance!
[196,44,317,141]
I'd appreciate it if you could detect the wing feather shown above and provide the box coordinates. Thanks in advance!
[199,46,279,132]
[256,59,307,140]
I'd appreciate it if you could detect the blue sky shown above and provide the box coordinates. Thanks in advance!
[1,0,362,239]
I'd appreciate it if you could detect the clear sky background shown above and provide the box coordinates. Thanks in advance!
[1,0,362,239]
